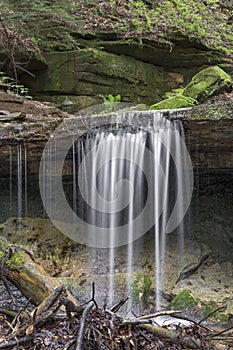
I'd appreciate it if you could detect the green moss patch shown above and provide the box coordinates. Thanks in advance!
[0,237,25,270]
[182,66,232,103]
[150,66,232,110]
[169,290,198,310]
[150,94,197,110]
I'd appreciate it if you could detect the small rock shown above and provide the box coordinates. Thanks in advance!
[0,110,25,121]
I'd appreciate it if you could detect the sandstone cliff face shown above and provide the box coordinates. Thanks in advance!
[1,1,232,112]
[20,37,232,112]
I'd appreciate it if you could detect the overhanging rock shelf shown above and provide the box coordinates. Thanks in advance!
[0,102,233,171]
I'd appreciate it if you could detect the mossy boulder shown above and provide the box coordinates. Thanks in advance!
[150,94,197,110]
[150,66,232,110]
[169,290,198,310]
[182,66,232,103]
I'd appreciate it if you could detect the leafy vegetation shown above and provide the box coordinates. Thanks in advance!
[0,0,232,55]
[132,273,152,306]
[0,238,25,270]
[74,0,233,54]
[0,0,232,88]
[0,72,32,98]
[99,93,122,112]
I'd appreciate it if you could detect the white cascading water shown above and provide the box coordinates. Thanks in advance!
[16,144,28,219]
[9,146,13,215]
[17,144,22,219]
[76,114,190,310]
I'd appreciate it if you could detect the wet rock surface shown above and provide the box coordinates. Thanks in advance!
[0,91,67,145]
[0,217,232,313]
[0,87,233,170]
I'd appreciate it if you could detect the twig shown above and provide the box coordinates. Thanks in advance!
[138,310,181,320]
[14,64,36,77]
[109,296,129,313]
[0,334,34,349]
[63,339,76,350]
[11,300,31,329]
[210,325,233,338]
[141,324,202,349]
[198,306,226,325]
[122,319,151,325]
[76,301,94,350]
[91,282,98,309]
[211,336,233,341]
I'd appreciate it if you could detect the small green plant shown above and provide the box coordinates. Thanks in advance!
[99,94,121,112]
[0,71,32,99]
[132,273,152,306]
[146,17,152,31]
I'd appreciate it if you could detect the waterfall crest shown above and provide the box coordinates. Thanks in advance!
[74,113,193,308]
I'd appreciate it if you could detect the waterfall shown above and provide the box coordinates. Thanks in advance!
[16,144,28,220]
[9,146,13,215]
[17,144,22,219]
[74,114,191,309]
[39,109,193,311]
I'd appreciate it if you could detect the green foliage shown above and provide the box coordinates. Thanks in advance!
[201,302,229,324]
[0,238,25,270]
[169,290,198,309]
[81,0,232,54]
[0,0,232,73]
[0,72,32,99]
[132,273,152,304]
[99,94,121,112]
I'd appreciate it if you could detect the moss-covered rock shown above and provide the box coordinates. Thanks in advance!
[169,290,198,309]
[149,66,232,110]
[21,48,186,111]
[182,66,232,103]
[150,94,197,110]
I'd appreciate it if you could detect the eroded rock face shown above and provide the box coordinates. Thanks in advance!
[1,216,231,312]
[173,258,233,313]
[0,91,67,145]
[21,49,186,112]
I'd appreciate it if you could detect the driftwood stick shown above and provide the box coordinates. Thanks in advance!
[210,324,233,338]
[60,296,84,318]
[141,324,204,349]
[141,324,229,350]
[76,301,94,350]
[122,319,151,325]
[33,285,66,319]
[91,282,98,309]
[1,286,68,342]
[138,310,181,320]
[109,296,129,313]
[0,235,79,307]
[0,334,34,349]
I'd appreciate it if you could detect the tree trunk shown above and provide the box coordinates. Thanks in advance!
[0,235,78,306]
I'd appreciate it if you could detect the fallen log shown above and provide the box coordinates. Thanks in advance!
[0,235,78,307]
[141,324,230,350]
[0,235,232,350]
